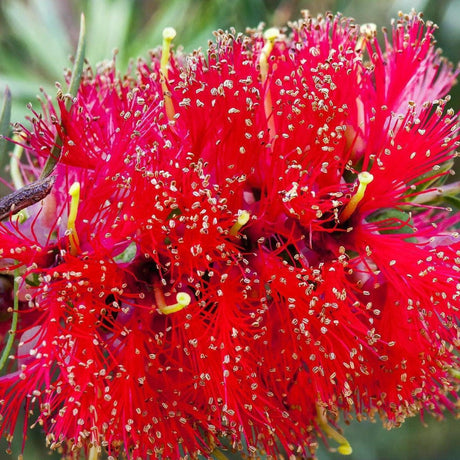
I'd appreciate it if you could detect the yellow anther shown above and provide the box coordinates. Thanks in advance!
[160,27,177,122]
[355,23,377,54]
[259,28,279,140]
[316,403,353,456]
[67,182,81,255]
[360,23,377,38]
[340,171,374,222]
[337,444,353,456]
[158,292,191,315]
[230,210,250,236]
[161,27,177,76]
[259,27,279,84]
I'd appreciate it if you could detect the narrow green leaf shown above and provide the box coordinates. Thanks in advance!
[86,0,133,65]
[40,13,86,179]
[3,0,71,78]
[66,14,87,111]
[114,242,138,264]
[0,86,12,170]
[0,269,19,373]
[411,160,454,195]
[444,194,460,209]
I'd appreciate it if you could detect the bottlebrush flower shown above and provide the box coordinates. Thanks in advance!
[0,10,459,460]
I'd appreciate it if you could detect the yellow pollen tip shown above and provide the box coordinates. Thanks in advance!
[259,27,279,84]
[340,171,374,222]
[355,23,377,54]
[259,28,279,139]
[316,403,353,456]
[160,27,177,122]
[358,171,374,185]
[264,27,280,42]
[159,292,191,315]
[360,23,377,38]
[67,182,81,255]
[162,27,177,41]
[230,210,250,236]
[338,444,353,456]
[161,27,176,76]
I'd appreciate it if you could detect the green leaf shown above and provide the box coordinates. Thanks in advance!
[0,269,19,373]
[409,160,454,195]
[86,0,134,65]
[40,13,86,179]
[114,242,138,264]
[0,86,12,170]
[3,0,72,78]
[444,194,460,210]
[368,209,417,241]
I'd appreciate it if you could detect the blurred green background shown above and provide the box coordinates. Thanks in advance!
[1,0,460,121]
[0,0,459,459]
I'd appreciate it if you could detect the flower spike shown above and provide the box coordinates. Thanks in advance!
[340,171,374,222]
[0,11,459,460]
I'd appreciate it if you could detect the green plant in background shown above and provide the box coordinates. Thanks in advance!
[0,0,275,120]
[0,1,459,460]
[1,0,460,121]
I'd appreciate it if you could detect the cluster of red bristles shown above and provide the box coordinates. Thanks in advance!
[0,10,458,460]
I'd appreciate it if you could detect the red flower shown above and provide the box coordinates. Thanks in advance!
[0,11,459,459]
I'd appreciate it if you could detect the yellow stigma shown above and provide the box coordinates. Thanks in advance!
[355,23,377,54]
[340,171,374,222]
[316,403,353,456]
[230,210,250,236]
[161,27,177,75]
[259,27,279,84]
[259,28,279,140]
[161,27,177,122]
[67,182,81,255]
[158,292,191,315]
